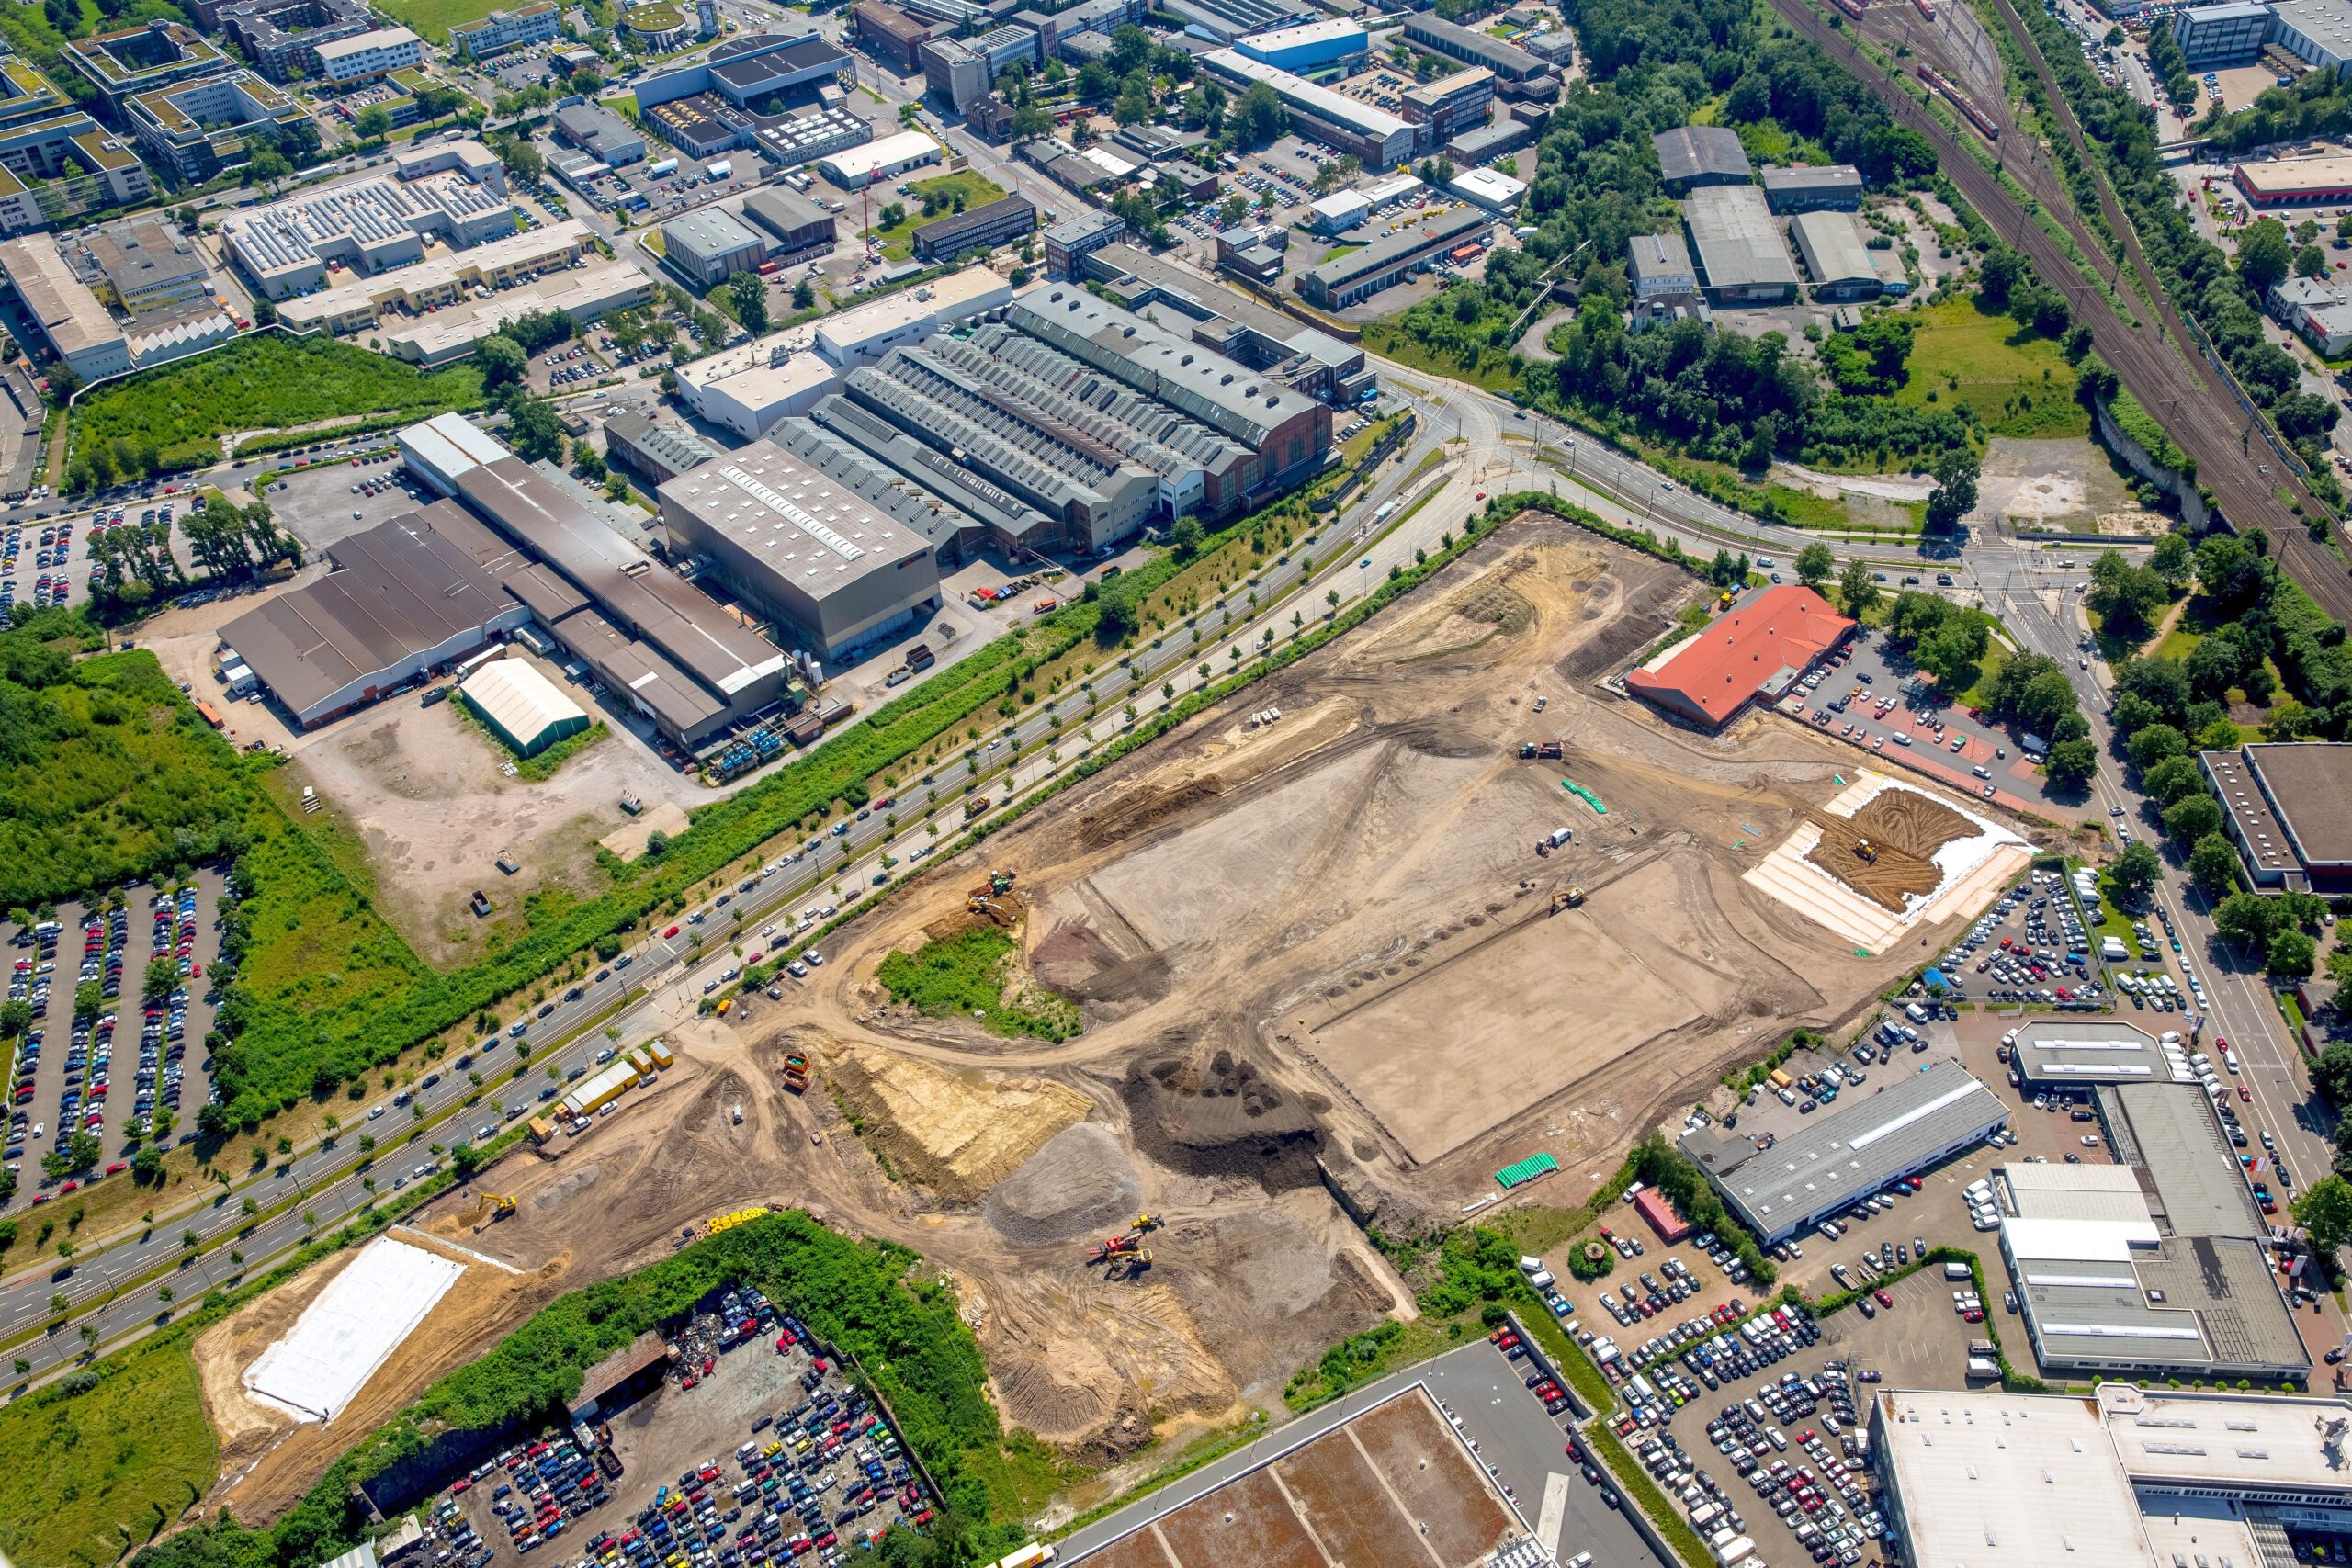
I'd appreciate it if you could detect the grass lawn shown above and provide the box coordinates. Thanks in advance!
[863,172,1008,261]
[374,0,504,41]
[1320,242,1365,263]
[0,1335,217,1568]
[1894,296,2085,440]
[72,334,485,464]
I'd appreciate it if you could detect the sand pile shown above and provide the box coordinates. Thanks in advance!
[825,1044,1090,1201]
[985,1122,1143,1247]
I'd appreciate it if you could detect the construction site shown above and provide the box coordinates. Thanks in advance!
[177,512,2031,1522]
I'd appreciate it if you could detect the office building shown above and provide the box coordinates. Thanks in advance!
[128,70,311,181]
[1295,204,1491,309]
[1655,123,1751,193]
[1791,209,1879,300]
[740,187,834,260]
[374,259,652,366]
[398,412,789,746]
[622,2,696,49]
[602,412,718,486]
[448,3,560,57]
[1078,243,1373,404]
[0,55,141,231]
[86,218,211,314]
[852,0,935,71]
[459,658,588,756]
[1232,17,1368,69]
[2171,0,2272,65]
[554,101,646,165]
[1628,232,1697,299]
[222,144,516,299]
[2199,741,2352,892]
[1200,50,1416,169]
[218,507,533,728]
[1677,1057,2005,1242]
[819,128,940,186]
[1400,15,1555,97]
[910,192,1034,261]
[312,27,423,85]
[67,20,230,107]
[659,438,944,658]
[1044,209,1124,276]
[662,207,767,288]
[1759,163,1863,212]
[217,0,379,81]
[1684,183,1798,304]
[1872,1383,2352,1568]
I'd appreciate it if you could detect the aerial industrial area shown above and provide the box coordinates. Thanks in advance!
[14,0,2352,1561]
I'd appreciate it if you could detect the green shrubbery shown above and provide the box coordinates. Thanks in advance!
[876,926,1081,1041]
[1630,1134,1777,1288]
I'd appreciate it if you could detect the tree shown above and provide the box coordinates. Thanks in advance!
[2109,840,2163,905]
[491,132,545,186]
[2045,738,2098,792]
[1837,558,1878,619]
[2269,929,2318,978]
[2088,548,2169,640]
[2141,754,2208,806]
[1924,446,1980,531]
[2298,243,2330,279]
[476,333,527,390]
[2295,1173,2352,1251]
[2238,217,2293,292]
[2126,723,2188,773]
[246,149,291,186]
[2150,531,2196,590]
[450,1141,483,1179]
[1170,515,1203,558]
[40,1131,99,1181]
[1235,79,1287,146]
[2162,792,2223,846]
[504,394,563,463]
[1793,542,1835,589]
[2314,1040,2352,1105]
[2215,891,2284,949]
[792,277,815,310]
[2188,832,2240,899]
[354,104,393,141]
[726,270,768,334]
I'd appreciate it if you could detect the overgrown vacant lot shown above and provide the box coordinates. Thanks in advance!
[1892,297,2084,440]
[0,1335,218,1568]
[70,335,486,463]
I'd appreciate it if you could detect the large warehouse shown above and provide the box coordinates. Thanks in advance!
[1676,1057,2007,1242]
[219,509,531,728]
[458,658,589,757]
[2199,741,2352,893]
[1625,582,1853,729]
[657,438,943,660]
[1683,184,1798,304]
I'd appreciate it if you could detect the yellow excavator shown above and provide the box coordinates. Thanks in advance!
[1549,887,1586,914]
[462,1191,518,1227]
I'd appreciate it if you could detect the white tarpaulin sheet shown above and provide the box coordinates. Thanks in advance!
[243,1236,463,1422]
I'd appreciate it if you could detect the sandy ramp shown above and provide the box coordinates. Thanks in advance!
[243,1235,464,1422]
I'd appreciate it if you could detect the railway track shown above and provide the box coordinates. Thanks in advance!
[1770,0,2352,626]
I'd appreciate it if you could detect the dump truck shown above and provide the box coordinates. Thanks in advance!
[1536,827,1572,856]
[1519,741,1539,759]
[1537,741,1563,760]
[989,869,1016,894]
[966,795,992,819]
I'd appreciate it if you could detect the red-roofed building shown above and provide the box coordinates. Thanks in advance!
[1625,583,1855,730]
[1634,1187,1690,1244]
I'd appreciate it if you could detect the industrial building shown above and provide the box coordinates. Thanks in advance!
[2233,152,2352,207]
[312,27,422,85]
[910,192,1034,261]
[2005,1019,2185,1089]
[1232,17,1368,69]
[1872,1383,2352,1568]
[554,102,646,166]
[1158,0,1312,46]
[2267,0,2352,71]
[602,412,718,486]
[1677,1057,2005,1243]
[0,227,233,379]
[221,140,511,299]
[1308,189,1369,233]
[1759,163,1863,212]
[1790,209,1879,300]
[274,217,590,334]
[218,508,532,728]
[86,217,212,314]
[448,3,560,57]
[852,0,935,71]
[1447,118,1529,166]
[1626,582,1852,728]
[398,412,790,747]
[1198,50,1417,170]
[1683,183,1798,304]
[662,207,767,288]
[755,106,872,169]
[459,657,589,756]
[375,259,652,366]
[2199,741,2352,893]
[635,28,852,115]
[217,0,379,81]
[1074,243,1374,404]
[658,438,944,658]
[741,187,834,260]
[1654,124,1751,193]
[2171,0,2273,65]
[1627,231,1697,299]
[1295,204,1491,309]
[815,265,1011,365]
[1446,165,1524,213]
[820,128,940,186]
[1399,16,1555,98]
[0,231,133,379]
[1993,1154,2307,1382]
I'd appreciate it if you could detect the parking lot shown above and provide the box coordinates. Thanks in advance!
[560,144,780,224]
[3,867,227,1211]
[417,1282,938,1568]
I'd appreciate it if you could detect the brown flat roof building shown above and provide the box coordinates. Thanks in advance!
[2201,742,2352,894]
[569,1330,673,1419]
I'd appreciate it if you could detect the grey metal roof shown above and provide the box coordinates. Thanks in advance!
[1762,163,1862,197]
[1654,124,1750,186]
[1791,209,1876,288]
[1628,231,1692,286]
[2104,1083,2266,1240]
[1303,204,1489,290]
[2009,1019,2183,1087]
[662,206,764,265]
[741,186,831,241]
[910,192,1035,252]
[1679,1058,2007,1235]
[1683,183,1796,292]
[2244,741,2352,867]
[554,101,642,159]
[1402,14,1544,76]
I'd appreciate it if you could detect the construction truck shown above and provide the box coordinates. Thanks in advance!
[1855,838,1879,864]
[1537,741,1563,761]
[1131,1213,1161,1233]
[989,869,1016,894]
[463,1191,518,1227]
[1549,887,1586,914]
[1518,741,1538,759]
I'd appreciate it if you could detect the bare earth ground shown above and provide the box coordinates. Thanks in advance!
[187,514,2014,1524]
[1977,435,2163,533]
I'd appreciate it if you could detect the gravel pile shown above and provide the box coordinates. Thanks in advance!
[985,1122,1142,1247]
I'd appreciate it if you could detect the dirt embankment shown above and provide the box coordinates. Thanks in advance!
[820,1042,1090,1201]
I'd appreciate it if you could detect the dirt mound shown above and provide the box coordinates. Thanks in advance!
[1805,787,1973,911]
[1032,916,1170,1005]
[825,1044,1089,1201]
[1078,775,1225,849]
[985,1122,1143,1247]
[1452,582,1534,633]
[1125,1054,1324,1192]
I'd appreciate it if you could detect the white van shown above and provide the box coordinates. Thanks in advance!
[1944,1261,1973,1281]
[1905,1001,1929,1024]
